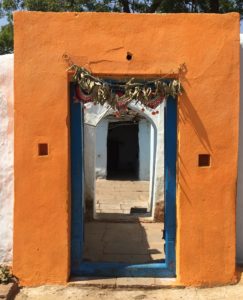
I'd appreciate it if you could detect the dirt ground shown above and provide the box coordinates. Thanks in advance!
[15,282,243,300]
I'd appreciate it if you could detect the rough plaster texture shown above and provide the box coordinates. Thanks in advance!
[0,54,14,264]
[237,34,243,264]
[13,12,239,286]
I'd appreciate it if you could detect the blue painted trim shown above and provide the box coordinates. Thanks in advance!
[70,86,177,277]
[164,96,177,275]
[72,262,174,277]
[70,83,84,272]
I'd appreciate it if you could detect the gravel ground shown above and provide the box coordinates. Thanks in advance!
[15,283,243,300]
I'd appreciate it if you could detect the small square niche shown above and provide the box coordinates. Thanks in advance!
[38,143,48,156]
[198,154,210,167]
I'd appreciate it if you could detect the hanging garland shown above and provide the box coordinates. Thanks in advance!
[64,55,182,115]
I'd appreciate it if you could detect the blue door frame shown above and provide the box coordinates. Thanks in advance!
[70,83,177,277]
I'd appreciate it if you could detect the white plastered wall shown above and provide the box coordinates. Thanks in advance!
[138,119,151,181]
[0,54,14,264]
[95,119,108,179]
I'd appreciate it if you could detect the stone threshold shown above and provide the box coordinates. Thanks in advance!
[69,277,181,289]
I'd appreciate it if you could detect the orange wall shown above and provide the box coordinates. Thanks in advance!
[13,12,239,286]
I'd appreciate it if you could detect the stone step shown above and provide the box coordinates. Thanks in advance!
[96,199,149,204]
[96,192,150,202]
[96,189,150,195]
[96,203,149,209]
[95,179,150,215]
[96,179,150,184]
[96,200,149,206]
[96,189,149,194]
[120,203,149,209]
[96,180,150,191]
[96,203,122,210]
[96,208,131,214]
[96,190,149,194]
[96,203,150,214]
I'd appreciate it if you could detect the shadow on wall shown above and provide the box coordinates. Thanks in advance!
[178,88,212,208]
[179,92,212,153]
[178,64,212,207]
[237,34,243,264]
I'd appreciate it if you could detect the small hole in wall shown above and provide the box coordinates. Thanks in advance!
[126,52,133,61]
[38,143,48,156]
[198,154,210,167]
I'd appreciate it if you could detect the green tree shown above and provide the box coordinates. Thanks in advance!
[0,21,13,54]
[0,0,242,54]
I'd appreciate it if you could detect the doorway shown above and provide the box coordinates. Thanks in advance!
[70,83,176,277]
[94,113,151,219]
[107,121,139,180]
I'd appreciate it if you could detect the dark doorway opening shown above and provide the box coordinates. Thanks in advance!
[107,121,139,180]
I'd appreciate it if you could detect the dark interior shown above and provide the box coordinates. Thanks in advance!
[107,121,139,180]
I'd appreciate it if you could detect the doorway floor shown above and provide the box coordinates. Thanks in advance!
[95,179,150,214]
[83,222,165,264]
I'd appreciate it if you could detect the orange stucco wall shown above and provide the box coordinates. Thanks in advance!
[13,12,239,286]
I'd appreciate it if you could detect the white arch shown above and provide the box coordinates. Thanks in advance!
[84,101,164,219]
[84,100,160,129]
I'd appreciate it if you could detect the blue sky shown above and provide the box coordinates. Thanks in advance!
[0,16,7,27]
[0,15,243,32]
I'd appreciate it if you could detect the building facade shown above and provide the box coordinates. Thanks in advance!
[0,12,240,286]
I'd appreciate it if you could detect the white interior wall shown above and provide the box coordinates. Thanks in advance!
[152,104,165,209]
[149,124,155,212]
[237,34,243,264]
[0,54,14,264]
[138,119,151,181]
[84,104,109,203]
[95,119,108,179]
[84,124,96,203]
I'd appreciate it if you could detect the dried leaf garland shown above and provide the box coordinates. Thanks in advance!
[70,64,182,113]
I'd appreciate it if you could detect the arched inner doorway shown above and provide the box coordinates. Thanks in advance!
[94,108,154,219]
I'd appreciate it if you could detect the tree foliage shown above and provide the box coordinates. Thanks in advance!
[0,21,13,54]
[0,0,242,54]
